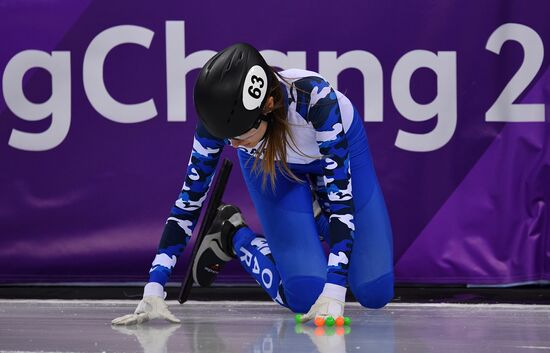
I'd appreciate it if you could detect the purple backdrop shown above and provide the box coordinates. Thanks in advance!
[0,0,548,285]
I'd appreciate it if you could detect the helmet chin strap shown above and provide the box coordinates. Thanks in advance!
[260,113,273,124]
[259,115,272,142]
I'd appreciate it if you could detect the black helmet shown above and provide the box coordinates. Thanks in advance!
[194,43,274,139]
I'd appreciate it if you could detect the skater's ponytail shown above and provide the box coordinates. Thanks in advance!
[251,70,306,190]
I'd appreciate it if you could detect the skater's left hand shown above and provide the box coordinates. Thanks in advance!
[300,295,345,323]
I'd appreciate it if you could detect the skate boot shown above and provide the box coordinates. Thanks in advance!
[192,204,246,287]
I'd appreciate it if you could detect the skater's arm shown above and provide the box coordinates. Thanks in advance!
[148,122,227,289]
[112,123,226,325]
[295,77,355,289]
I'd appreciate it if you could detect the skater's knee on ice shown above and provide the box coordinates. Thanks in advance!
[352,272,394,309]
[284,276,324,313]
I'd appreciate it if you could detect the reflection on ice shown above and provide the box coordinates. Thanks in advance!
[109,304,396,353]
[1,301,548,353]
[111,324,181,353]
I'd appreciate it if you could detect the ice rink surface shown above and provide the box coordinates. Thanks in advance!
[1,300,549,353]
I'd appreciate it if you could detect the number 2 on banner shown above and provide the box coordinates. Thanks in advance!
[485,23,545,122]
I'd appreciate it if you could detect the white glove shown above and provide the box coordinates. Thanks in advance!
[300,283,346,323]
[111,296,181,325]
[300,295,345,323]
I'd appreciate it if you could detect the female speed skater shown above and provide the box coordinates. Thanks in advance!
[112,43,394,326]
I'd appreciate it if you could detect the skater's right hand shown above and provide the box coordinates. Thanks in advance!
[111,296,181,325]
[299,295,345,324]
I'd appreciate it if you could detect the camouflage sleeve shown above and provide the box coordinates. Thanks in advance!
[148,122,226,286]
[295,77,355,287]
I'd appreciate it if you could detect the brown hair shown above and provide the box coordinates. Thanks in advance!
[251,70,305,190]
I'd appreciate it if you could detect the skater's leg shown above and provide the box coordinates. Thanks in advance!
[237,151,327,313]
[231,227,286,305]
[348,183,394,309]
[346,117,394,308]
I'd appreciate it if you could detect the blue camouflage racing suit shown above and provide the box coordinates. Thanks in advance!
[149,69,394,312]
